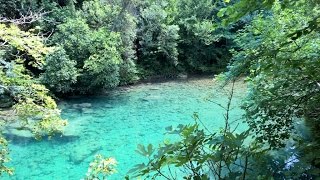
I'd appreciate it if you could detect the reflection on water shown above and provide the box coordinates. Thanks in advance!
[4,78,246,179]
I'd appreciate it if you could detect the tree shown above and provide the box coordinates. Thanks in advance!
[81,0,139,84]
[50,17,123,92]
[81,29,122,90]
[137,1,180,77]
[224,0,320,177]
[40,48,78,94]
[50,18,91,68]
[0,23,67,175]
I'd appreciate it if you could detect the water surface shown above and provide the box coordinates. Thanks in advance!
[4,78,246,179]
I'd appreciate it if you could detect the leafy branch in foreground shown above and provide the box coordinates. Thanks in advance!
[0,135,13,176]
[225,0,320,147]
[127,80,279,179]
[223,0,320,177]
[84,154,117,180]
[0,23,67,175]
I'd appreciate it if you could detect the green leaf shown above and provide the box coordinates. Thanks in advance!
[217,8,226,18]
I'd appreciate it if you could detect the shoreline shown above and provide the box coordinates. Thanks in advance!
[57,74,216,100]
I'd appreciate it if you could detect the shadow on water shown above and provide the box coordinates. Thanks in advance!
[4,133,80,146]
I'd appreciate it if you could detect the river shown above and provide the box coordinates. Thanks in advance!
[4,77,247,179]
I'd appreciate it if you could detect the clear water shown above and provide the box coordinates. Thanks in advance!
[4,78,247,180]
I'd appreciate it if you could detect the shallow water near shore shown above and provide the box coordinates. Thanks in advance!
[4,78,247,180]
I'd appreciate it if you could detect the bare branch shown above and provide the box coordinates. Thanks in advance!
[0,40,8,47]
[0,9,50,25]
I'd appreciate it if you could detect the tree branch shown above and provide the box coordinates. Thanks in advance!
[0,10,50,25]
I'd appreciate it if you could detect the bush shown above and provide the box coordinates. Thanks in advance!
[40,48,78,94]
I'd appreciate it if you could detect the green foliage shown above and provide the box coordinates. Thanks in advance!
[134,0,234,76]
[0,0,18,18]
[218,0,275,26]
[1,63,68,139]
[119,59,139,85]
[80,0,139,84]
[174,0,234,73]
[50,17,123,92]
[81,0,119,29]
[50,18,91,67]
[40,2,77,31]
[46,0,140,91]
[0,24,53,68]
[85,154,117,180]
[115,9,139,85]
[40,48,78,93]
[0,135,13,176]
[128,84,280,179]
[1,0,235,83]
[2,0,320,178]
[225,0,320,177]
[229,0,320,147]
[0,24,67,136]
[82,30,122,89]
[129,123,276,179]
[0,23,67,175]
[137,1,180,76]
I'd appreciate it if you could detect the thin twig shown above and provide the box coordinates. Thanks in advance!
[242,154,249,180]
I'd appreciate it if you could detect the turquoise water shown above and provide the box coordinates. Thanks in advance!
[4,78,246,179]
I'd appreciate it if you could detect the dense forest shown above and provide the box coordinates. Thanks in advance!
[0,0,319,179]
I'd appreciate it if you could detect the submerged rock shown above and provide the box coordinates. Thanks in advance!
[149,87,160,90]
[92,111,106,118]
[141,98,149,102]
[3,118,34,141]
[68,142,102,164]
[104,104,113,108]
[72,103,92,109]
[177,73,188,79]
[53,135,80,144]
[141,95,161,102]
[81,108,94,114]
[57,101,69,109]
[4,129,34,143]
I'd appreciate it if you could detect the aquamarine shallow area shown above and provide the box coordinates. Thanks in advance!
[4,78,247,180]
